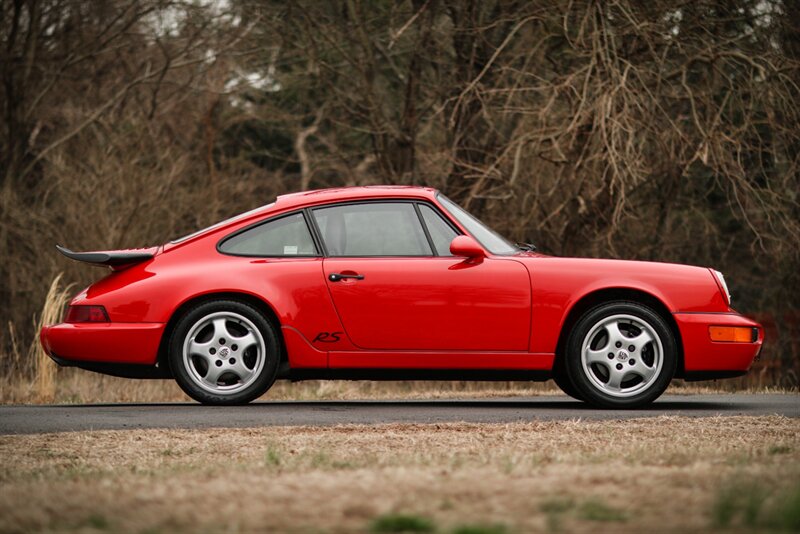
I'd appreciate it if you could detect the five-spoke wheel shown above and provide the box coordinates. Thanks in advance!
[183,311,265,395]
[564,301,676,408]
[169,300,279,405]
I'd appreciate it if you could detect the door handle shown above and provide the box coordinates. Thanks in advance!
[329,273,365,282]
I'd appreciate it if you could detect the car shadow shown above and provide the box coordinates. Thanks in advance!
[42,397,742,412]
[255,399,741,411]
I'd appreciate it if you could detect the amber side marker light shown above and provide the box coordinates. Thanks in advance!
[65,305,110,323]
[709,326,758,343]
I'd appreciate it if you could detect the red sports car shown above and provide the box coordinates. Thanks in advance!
[41,186,763,407]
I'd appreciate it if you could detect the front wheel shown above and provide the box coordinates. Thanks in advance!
[564,301,676,408]
[552,364,585,402]
[169,300,280,405]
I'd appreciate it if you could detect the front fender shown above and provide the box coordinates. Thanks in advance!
[526,257,726,354]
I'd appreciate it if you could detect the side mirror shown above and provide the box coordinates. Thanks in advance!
[449,235,486,260]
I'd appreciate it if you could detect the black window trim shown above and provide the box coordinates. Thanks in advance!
[216,210,322,258]
[307,198,463,259]
[304,206,328,256]
[216,198,463,259]
[415,201,463,257]
[413,203,438,255]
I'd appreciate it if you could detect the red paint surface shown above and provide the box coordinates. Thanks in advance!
[322,257,530,351]
[41,323,164,364]
[41,186,762,376]
[674,312,763,371]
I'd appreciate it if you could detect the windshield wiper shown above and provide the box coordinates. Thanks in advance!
[515,242,537,252]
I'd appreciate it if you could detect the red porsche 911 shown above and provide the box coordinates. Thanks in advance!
[41,186,763,408]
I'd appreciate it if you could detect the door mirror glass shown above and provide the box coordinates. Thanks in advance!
[449,235,486,259]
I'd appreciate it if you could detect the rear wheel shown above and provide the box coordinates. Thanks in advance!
[169,300,279,405]
[565,301,676,408]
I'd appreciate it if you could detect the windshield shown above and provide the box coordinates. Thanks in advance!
[170,203,275,244]
[437,194,518,255]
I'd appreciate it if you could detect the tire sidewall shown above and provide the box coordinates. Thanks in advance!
[169,300,279,405]
[552,360,585,402]
[566,301,676,408]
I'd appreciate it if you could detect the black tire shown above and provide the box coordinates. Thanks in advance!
[168,299,280,405]
[564,301,676,409]
[552,363,585,402]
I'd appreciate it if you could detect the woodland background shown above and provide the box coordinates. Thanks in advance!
[1,0,798,395]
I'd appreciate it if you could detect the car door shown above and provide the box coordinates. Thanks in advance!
[311,201,531,352]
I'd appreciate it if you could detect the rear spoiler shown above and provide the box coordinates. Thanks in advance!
[56,245,156,271]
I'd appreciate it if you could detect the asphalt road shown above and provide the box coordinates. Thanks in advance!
[0,394,797,435]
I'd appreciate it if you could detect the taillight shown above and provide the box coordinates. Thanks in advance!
[65,305,110,323]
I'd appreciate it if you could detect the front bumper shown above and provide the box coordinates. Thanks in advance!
[673,312,763,374]
[40,322,165,365]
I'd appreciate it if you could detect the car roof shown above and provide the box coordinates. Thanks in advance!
[274,185,439,209]
[164,186,441,250]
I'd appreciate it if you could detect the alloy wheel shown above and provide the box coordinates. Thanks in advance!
[182,311,266,395]
[580,313,664,398]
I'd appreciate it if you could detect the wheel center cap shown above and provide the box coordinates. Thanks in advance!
[617,350,629,362]
[219,347,230,358]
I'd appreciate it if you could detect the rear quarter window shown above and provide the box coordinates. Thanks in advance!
[219,212,317,256]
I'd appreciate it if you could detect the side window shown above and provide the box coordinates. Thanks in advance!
[419,204,458,256]
[313,203,432,256]
[219,212,317,256]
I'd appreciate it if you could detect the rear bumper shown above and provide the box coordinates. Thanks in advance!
[40,322,165,365]
[673,312,763,374]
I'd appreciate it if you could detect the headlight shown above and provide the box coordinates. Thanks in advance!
[712,270,731,306]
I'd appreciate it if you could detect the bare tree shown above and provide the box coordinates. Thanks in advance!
[1,0,798,385]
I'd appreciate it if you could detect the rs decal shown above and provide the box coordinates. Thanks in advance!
[313,331,343,343]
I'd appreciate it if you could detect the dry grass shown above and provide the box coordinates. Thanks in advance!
[31,274,74,403]
[0,371,571,404]
[0,416,798,533]
[0,368,794,405]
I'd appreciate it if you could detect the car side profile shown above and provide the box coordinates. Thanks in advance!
[40,186,764,408]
